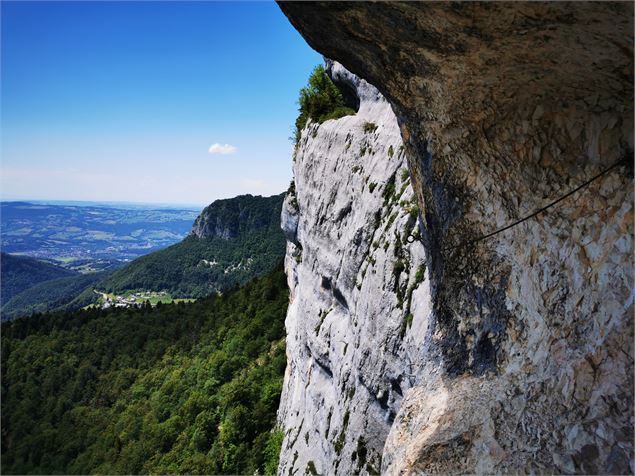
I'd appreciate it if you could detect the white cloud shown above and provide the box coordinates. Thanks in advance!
[208,143,237,155]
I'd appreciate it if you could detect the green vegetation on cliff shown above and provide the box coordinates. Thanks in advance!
[294,65,355,143]
[1,265,288,475]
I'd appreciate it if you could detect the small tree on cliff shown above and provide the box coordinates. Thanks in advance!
[294,65,355,143]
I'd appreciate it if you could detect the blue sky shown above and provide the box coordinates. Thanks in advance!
[1,1,321,206]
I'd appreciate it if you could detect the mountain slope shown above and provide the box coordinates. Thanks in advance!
[191,193,283,240]
[100,194,286,298]
[1,265,288,475]
[1,271,111,320]
[1,253,77,305]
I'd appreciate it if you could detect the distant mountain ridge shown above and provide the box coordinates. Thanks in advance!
[1,194,287,319]
[99,193,286,298]
[1,201,198,264]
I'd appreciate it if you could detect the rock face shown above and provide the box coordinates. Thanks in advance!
[278,61,431,476]
[278,3,633,475]
[191,193,284,240]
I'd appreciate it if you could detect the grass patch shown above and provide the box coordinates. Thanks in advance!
[382,172,397,206]
[355,436,368,470]
[333,409,350,456]
[264,429,285,476]
[322,106,356,123]
[306,461,318,475]
[399,313,414,338]
[362,122,378,134]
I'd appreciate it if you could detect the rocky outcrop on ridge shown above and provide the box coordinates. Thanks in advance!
[192,194,284,240]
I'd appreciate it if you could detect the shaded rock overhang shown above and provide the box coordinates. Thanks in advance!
[276,0,634,385]
[277,0,633,279]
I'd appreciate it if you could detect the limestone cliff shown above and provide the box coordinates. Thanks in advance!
[279,61,431,475]
[278,3,633,475]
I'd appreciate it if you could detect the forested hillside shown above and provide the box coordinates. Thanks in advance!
[1,265,288,475]
[1,271,111,320]
[1,253,76,306]
[100,194,286,298]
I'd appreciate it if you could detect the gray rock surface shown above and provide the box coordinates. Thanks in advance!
[277,3,633,474]
[278,62,432,476]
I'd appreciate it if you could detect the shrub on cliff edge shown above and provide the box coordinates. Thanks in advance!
[294,65,355,143]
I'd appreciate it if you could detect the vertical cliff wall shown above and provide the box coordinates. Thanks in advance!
[278,3,633,475]
[279,62,432,475]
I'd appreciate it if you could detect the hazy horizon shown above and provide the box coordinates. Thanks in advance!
[0,197,205,210]
[0,191,287,210]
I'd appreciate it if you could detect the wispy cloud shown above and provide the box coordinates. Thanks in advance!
[208,143,237,155]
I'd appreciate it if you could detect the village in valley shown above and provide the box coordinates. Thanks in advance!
[92,290,195,309]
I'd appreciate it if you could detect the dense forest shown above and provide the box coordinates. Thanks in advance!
[1,265,289,475]
[100,194,286,298]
